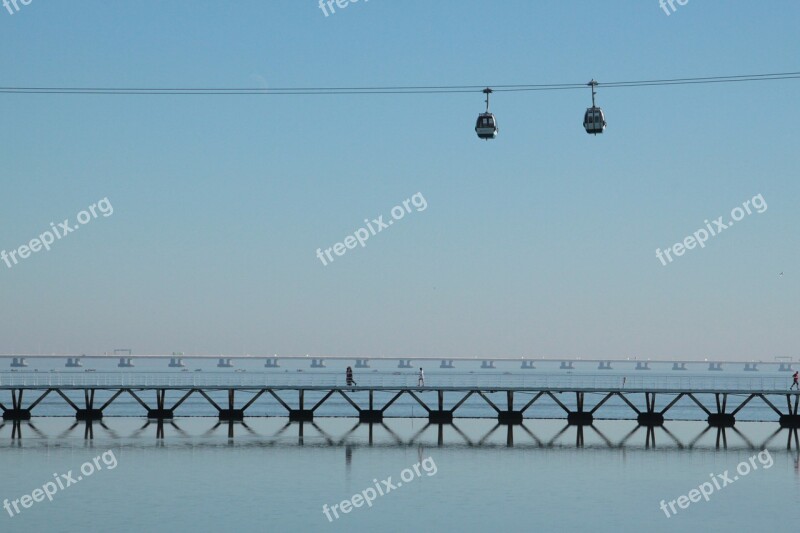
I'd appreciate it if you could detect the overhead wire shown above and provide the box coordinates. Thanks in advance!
[0,71,798,95]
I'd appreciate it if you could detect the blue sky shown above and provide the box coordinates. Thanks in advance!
[0,1,798,359]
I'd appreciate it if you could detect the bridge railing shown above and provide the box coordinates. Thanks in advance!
[0,371,793,391]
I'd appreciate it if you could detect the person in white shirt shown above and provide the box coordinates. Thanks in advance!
[418,368,425,387]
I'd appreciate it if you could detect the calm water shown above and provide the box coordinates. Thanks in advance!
[2,366,799,532]
[1,418,799,532]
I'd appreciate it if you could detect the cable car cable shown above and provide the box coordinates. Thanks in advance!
[1,71,798,96]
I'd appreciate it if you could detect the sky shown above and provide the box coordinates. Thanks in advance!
[0,1,798,360]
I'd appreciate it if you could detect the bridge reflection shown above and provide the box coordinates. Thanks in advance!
[2,418,800,452]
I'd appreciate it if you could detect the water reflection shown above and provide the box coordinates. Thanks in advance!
[3,417,800,453]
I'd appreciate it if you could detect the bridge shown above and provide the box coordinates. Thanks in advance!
[0,354,795,372]
[2,372,800,441]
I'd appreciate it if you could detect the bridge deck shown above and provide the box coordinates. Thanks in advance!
[0,384,798,394]
[2,372,800,435]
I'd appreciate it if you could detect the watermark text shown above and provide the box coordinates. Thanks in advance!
[656,193,766,266]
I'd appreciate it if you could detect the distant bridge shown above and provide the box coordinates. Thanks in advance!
[0,354,795,372]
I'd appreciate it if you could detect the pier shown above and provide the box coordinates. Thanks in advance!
[2,372,800,440]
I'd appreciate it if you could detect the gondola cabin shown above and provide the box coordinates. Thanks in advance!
[475,112,498,140]
[583,106,606,135]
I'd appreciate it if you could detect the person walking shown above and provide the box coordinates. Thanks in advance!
[418,367,425,387]
[346,366,357,387]
[791,371,799,390]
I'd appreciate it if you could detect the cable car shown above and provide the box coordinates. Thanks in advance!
[583,80,606,135]
[584,107,605,134]
[475,88,498,140]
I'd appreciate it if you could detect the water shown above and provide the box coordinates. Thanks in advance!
[2,366,799,532]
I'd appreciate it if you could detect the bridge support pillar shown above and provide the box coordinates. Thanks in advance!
[219,409,244,421]
[496,390,523,424]
[564,392,594,425]
[3,390,32,420]
[148,390,173,419]
[2,409,31,421]
[707,414,735,427]
[76,410,103,421]
[567,412,594,425]
[289,410,314,421]
[780,415,800,428]
[498,411,523,425]
[289,389,313,421]
[76,389,102,420]
[637,412,664,426]
[637,393,663,426]
[428,390,453,423]
[359,410,383,423]
[428,410,453,424]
